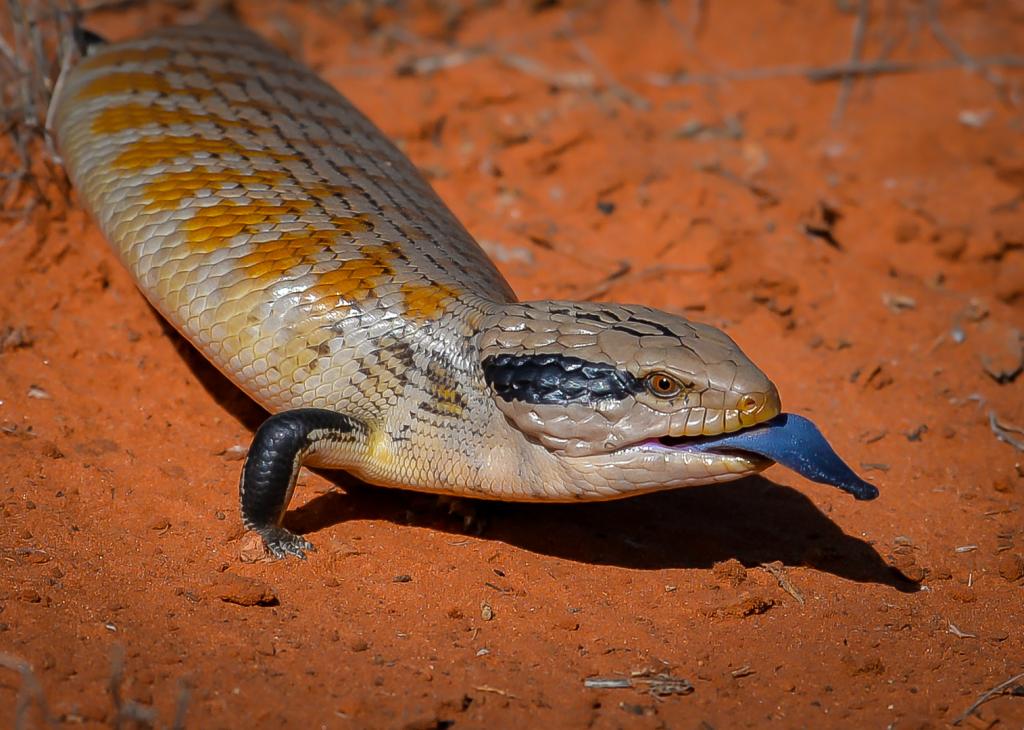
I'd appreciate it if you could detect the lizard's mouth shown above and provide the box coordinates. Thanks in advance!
[648,413,879,500]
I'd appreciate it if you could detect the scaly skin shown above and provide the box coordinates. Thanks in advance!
[52,20,781,557]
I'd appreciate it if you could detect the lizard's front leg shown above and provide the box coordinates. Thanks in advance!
[240,408,366,559]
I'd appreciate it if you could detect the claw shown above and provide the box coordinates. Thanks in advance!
[258,526,315,560]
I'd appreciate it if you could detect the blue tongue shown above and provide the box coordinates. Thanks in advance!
[688,413,879,500]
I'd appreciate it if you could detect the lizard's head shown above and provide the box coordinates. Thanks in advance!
[478,302,781,494]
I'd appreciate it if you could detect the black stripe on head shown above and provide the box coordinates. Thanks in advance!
[482,353,644,405]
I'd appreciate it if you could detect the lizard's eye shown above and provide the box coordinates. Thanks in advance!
[644,372,684,398]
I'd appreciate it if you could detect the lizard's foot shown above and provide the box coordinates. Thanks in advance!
[257,526,315,560]
[435,495,487,535]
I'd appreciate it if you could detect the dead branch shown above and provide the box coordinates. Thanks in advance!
[832,0,869,125]
[924,0,1012,103]
[953,671,1024,725]
[0,652,56,730]
[646,55,1024,87]
[564,12,651,111]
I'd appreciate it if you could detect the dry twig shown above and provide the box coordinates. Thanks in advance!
[396,41,596,91]
[577,262,708,302]
[0,652,56,730]
[473,684,518,698]
[109,645,158,729]
[989,411,1024,452]
[832,0,869,125]
[1,0,75,217]
[946,622,976,639]
[584,672,693,697]
[647,55,1024,87]
[760,561,806,606]
[695,160,779,206]
[563,12,650,111]
[497,50,596,91]
[953,671,1024,725]
[924,0,1012,102]
[171,679,191,730]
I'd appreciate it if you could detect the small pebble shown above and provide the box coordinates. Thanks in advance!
[218,445,248,461]
[27,385,51,400]
[882,293,916,312]
[993,476,1014,493]
[204,573,278,606]
[997,553,1024,582]
[19,588,42,603]
[958,108,992,128]
[893,219,921,243]
[948,586,977,603]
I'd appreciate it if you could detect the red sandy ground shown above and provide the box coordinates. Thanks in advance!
[1,1,1022,727]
